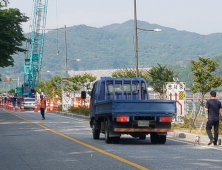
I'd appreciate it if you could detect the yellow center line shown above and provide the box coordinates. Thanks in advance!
[3,109,150,170]
[9,122,17,124]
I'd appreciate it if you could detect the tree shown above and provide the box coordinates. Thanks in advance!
[0,0,9,7]
[64,73,96,95]
[147,63,177,99]
[189,57,222,132]
[0,5,28,68]
[35,75,63,100]
[111,67,149,80]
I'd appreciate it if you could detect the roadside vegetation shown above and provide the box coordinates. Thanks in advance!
[68,106,90,116]
[189,57,222,132]
[172,115,222,136]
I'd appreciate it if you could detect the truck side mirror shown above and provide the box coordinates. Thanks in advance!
[81,91,86,99]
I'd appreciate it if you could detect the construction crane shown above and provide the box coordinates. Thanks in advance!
[24,0,48,93]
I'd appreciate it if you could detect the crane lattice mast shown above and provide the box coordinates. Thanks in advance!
[24,0,48,89]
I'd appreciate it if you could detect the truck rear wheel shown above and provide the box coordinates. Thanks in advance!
[139,135,146,140]
[105,122,112,144]
[112,137,120,144]
[159,135,166,144]
[150,133,158,144]
[93,125,100,139]
[150,133,166,144]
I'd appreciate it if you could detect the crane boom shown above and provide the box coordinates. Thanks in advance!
[24,0,48,90]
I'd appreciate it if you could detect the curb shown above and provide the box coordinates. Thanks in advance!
[51,111,222,146]
[52,111,89,120]
[168,131,222,146]
[168,131,208,144]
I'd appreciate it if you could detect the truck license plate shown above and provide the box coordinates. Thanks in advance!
[138,120,149,127]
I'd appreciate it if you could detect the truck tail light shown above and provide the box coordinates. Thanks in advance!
[116,116,129,122]
[159,117,172,122]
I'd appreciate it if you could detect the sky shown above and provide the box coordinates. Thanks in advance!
[6,0,222,35]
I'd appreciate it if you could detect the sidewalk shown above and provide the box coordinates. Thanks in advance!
[52,111,222,146]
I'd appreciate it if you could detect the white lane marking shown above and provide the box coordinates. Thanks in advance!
[168,138,222,151]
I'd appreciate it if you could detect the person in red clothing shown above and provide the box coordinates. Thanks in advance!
[40,95,46,120]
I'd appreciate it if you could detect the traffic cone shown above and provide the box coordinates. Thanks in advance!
[34,102,38,112]
[9,102,13,111]
[12,102,14,111]
[6,101,8,110]
[15,102,19,112]
[20,102,25,112]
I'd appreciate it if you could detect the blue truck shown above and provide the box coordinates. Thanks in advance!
[89,77,176,144]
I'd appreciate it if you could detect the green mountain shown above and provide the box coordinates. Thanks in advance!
[1,20,222,89]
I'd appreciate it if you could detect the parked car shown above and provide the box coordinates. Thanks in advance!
[23,97,36,110]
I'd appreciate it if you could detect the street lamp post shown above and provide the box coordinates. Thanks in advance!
[134,0,139,78]
[64,25,81,78]
[134,0,161,77]
[41,25,80,78]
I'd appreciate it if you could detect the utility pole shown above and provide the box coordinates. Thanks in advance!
[134,0,139,78]
[64,25,68,78]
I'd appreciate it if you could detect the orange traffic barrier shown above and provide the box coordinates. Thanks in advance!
[53,102,55,111]
[50,101,53,111]
[53,102,59,111]
[34,102,38,112]
[15,102,19,112]
[73,98,78,108]
[20,102,25,112]
[46,101,50,112]
[86,101,90,108]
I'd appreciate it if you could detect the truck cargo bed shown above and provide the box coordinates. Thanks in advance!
[94,100,176,117]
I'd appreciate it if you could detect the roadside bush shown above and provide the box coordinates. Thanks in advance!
[219,121,222,135]
[171,122,180,129]
[58,104,62,111]
[180,116,193,128]
[68,106,90,116]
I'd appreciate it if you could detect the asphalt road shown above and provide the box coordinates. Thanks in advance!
[1,108,222,170]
